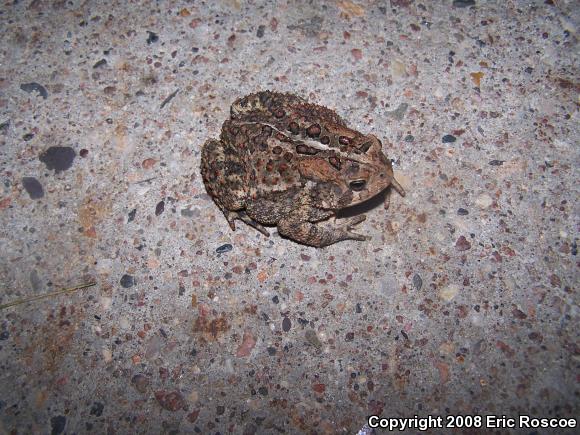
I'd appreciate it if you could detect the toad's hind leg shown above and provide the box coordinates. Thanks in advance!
[278,210,367,247]
[201,139,269,236]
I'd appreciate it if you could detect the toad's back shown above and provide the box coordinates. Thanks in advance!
[200,91,406,247]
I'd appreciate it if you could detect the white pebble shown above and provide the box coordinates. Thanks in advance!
[189,390,199,403]
[100,296,112,310]
[440,284,460,301]
[102,347,113,363]
[475,193,493,209]
[119,317,130,330]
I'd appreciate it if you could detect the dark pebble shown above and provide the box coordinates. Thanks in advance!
[0,330,9,340]
[272,295,279,304]
[39,146,76,173]
[22,177,44,199]
[257,25,266,38]
[120,274,135,288]
[30,270,42,291]
[453,0,476,7]
[127,208,137,222]
[571,240,577,256]
[146,31,159,44]
[216,243,233,254]
[160,89,179,109]
[90,402,104,417]
[525,66,534,74]
[386,102,408,120]
[297,318,308,327]
[154,390,184,412]
[131,374,150,393]
[305,329,322,348]
[216,405,225,415]
[489,160,504,166]
[282,317,291,332]
[79,148,89,157]
[355,303,362,313]
[345,332,355,341]
[155,200,165,216]
[20,82,48,99]
[267,346,277,355]
[457,208,469,215]
[401,330,409,340]
[413,273,423,291]
[23,133,34,141]
[404,134,414,142]
[455,236,472,251]
[190,348,197,357]
[258,386,268,396]
[50,415,66,435]
[244,423,258,434]
[93,59,107,68]
[0,120,10,132]
[442,134,456,143]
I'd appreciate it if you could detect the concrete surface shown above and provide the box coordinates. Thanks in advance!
[1,0,578,434]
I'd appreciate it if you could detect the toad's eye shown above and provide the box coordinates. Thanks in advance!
[349,180,366,191]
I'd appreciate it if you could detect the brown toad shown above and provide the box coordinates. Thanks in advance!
[200,91,405,247]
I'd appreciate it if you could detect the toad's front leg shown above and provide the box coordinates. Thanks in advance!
[277,209,367,247]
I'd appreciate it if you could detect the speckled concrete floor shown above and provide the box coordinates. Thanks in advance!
[1,0,578,434]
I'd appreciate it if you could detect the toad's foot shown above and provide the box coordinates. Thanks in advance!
[224,210,270,237]
[278,214,367,247]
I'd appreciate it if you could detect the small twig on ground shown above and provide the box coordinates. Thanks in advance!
[0,282,97,310]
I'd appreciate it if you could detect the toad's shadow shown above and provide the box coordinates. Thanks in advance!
[336,188,390,219]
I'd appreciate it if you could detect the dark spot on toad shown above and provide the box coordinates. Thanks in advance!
[328,156,341,170]
[288,121,300,135]
[296,144,318,155]
[307,124,321,137]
